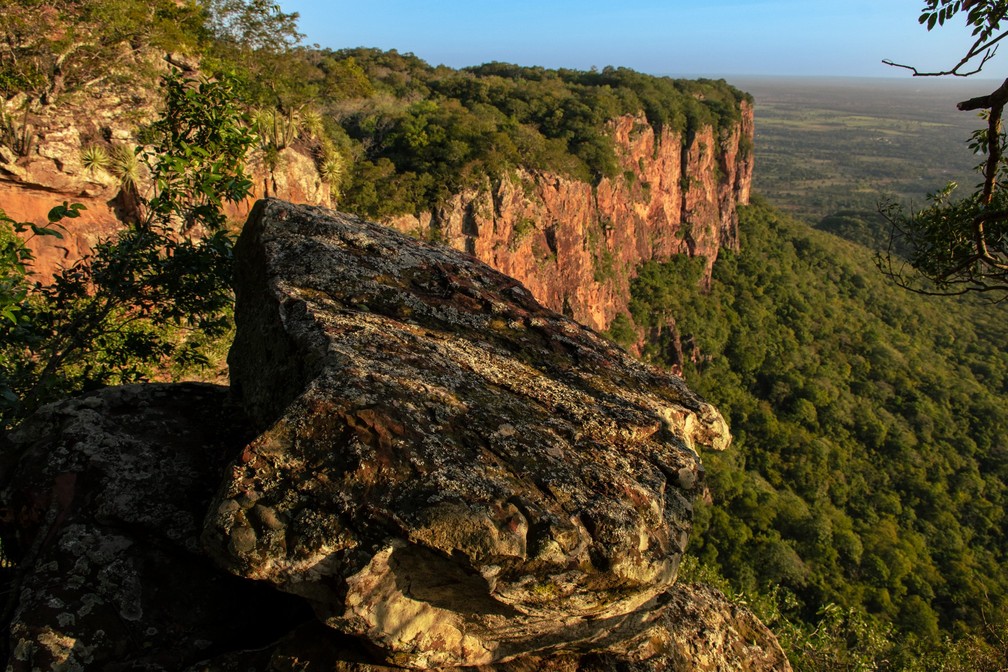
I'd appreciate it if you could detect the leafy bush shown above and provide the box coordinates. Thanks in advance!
[0,71,253,429]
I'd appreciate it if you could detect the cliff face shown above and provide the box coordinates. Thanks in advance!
[0,199,790,671]
[0,90,330,281]
[387,103,754,331]
[3,83,752,333]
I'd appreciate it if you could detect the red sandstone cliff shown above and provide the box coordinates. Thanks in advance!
[3,91,752,333]
[386,104,754,331]
[0,87,330,282]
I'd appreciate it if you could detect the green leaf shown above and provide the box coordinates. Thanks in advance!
[29,224,64,239]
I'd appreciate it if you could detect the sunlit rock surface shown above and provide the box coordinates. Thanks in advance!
[1,199,789,671]
[386,107,755,332]
[206,199,731,667]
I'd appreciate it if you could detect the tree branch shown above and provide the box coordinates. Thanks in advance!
[957,78,1008,111]
[883,26,1008,77]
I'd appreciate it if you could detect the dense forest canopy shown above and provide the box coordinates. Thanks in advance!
[615,199,1008,668]
[320,48,749,215]
[3,1,1008,669]
[1,2,749,217]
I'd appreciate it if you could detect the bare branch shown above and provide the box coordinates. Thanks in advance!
[883,28,1008,77]
[879,4,1008,299]
[957,78,1008,111]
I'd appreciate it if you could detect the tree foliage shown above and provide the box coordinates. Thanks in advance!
[202,0,301,53]
[326,49,749,216]
[0,71,253,428]
[621,199,1008,668]
[879,0,1008,296]
[0,0,205,102]
[200,0,311,112]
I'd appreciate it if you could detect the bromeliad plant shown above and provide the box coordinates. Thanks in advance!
[0,70,254,429]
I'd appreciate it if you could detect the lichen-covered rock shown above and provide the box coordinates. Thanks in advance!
[0,199,788,672]
[0,384,311,671]
[595,582,792,671]
[205,199,732,668]
[189,582,791,672]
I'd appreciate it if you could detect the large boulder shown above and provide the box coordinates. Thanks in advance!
[0,199,790,672]
[204,199,733,668]
[0,384,312,671]
[0,383,787,672]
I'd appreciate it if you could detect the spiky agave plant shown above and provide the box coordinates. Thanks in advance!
[80,144,110,173]
[110,144,141,190]
[316,141,346,201]
[300,107,324,141]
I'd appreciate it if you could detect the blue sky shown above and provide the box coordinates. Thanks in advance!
[276,1,988,78]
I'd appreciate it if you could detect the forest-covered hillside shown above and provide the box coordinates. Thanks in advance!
[612,198,1008,668]
[273,47,749,217]
[4,3,1008,668]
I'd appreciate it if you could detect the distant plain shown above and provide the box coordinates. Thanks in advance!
[729,76,1000,225]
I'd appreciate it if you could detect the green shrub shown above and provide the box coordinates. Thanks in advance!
[1,71,253,429]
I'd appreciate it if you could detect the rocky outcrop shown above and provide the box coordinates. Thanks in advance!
[0,383,312,671]
[1,199,788,670]
[0,84,329,282]
[387,106,754,331]
[212,199,730,668]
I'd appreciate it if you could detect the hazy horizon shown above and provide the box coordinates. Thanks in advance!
[277,1,1005,80]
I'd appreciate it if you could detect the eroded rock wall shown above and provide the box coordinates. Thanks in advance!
[3,83,752,332]
[388,104,754,331]
[0,88,329,282]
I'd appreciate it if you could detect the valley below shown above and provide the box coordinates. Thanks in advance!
[1,6,1007,666]
[645,74,1008,670]
[734,75,992,224]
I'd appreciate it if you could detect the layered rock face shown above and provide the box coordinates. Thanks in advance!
[4,83,751,334]
[0,200,788,670]
[388,107,754,331]
[0,85,329,282]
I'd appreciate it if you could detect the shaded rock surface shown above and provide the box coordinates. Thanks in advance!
[1,199,788,671]
[0,384,312,671]
[207,199,732,667]
[195,582,790,672]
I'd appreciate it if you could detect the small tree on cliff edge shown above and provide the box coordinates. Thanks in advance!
[879,0,1008,297]
[0,70,254,429]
